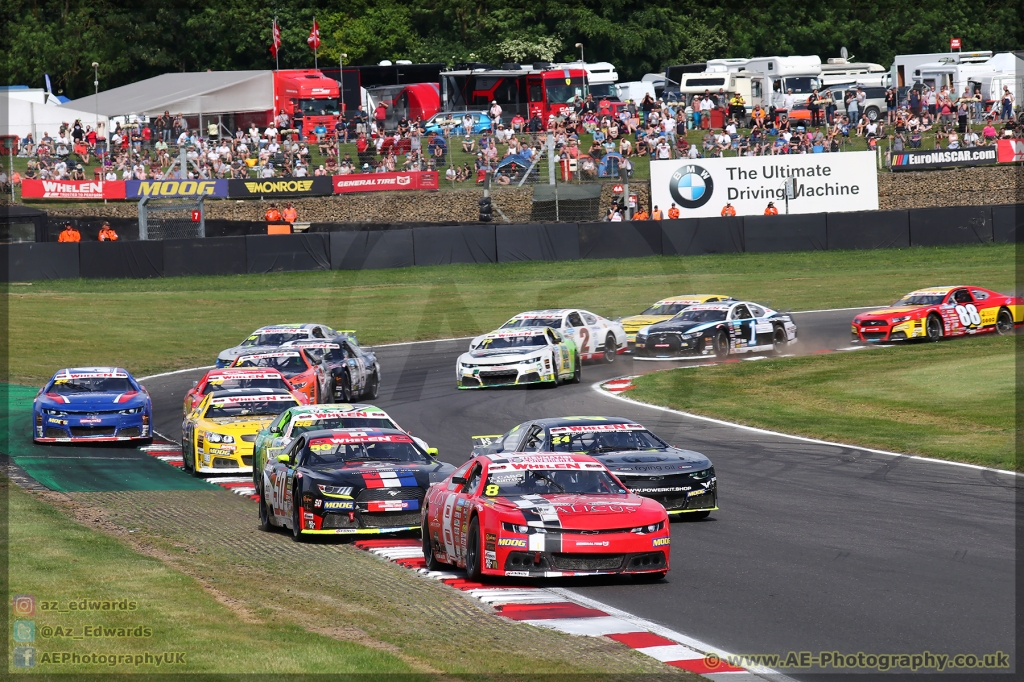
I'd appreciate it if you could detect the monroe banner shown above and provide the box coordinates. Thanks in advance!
[650,152,878,218]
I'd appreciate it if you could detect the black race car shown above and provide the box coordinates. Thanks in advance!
[634,300,797,359]
[472,416,717,519]
[284,334,381,402]
[258,427,455,540]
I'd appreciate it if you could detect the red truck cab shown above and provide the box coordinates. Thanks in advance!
[273,69,341,139]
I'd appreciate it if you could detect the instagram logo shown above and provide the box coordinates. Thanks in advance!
[12,595,35,617]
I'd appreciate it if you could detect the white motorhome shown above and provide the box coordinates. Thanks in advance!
[615,81,657,103]
[550,61,619,99]
[819,58,889,87]
[890,51,993,88]
[910,52,1024,104]
[699,55,823,110]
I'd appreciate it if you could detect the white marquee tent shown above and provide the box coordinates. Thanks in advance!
[4,94,109,139]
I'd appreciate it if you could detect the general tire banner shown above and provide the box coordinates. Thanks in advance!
[21,179,126,200]
[227,176,334,198]
[889,147,997,170]
[650,152,878,218]
[332,171,439,194]
[996,139,1024,163]
[127,179,228,198]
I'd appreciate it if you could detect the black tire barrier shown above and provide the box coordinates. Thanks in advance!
[991,204,1022,244]
[1,242,80,281]
[164,237,247,277]
[578,221,661,259]
[412,225,497,265]
[330,229,415,270]
[909,206,993,247]
[496,223,580,262]
[661,218,744,256]
[744,213,827,253]
[79,240,163,279]
[826,210,910,250]
[245,234,331,274]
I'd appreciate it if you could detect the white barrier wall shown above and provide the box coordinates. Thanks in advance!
[651,152,879,217]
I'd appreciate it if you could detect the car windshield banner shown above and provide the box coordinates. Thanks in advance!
[650,152,878,217]
[21,179,126,200]
[996,139,1024,164]
[332,171,438,194]
[227,176,334,198]
[889,147,997,171]
[126,179,228,198]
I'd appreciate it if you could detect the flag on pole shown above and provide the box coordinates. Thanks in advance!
[44,73,53,103]
[270,18,282,57]
[307,19,321,51]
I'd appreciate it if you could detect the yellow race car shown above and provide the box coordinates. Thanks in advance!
[181,388,300,475]
[619,295,734,348]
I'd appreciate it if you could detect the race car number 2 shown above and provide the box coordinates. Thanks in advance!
[955,304,981,327]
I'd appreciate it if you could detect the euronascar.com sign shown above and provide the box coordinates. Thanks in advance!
[21,179,126,200]
[332,171,439,194]
[650,152,878,218]
[889,147,997,170]
[126,179,228,198]
[227,177,334,198]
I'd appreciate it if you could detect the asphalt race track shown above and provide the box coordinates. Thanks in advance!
[137,308,1016,677]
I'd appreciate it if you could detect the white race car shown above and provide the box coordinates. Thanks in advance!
[474,308,627,363]
[457,327,580,389]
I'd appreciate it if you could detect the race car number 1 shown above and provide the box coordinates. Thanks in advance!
[955,304,981,327]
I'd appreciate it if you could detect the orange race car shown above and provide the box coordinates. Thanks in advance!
[851,286,1023,343]
[182,367,309,415]
[231,349,326,404]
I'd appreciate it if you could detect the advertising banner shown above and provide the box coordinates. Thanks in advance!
[20,179,126,200]
[650,152,878,218]
[889,147,997,170]
[332,171,439,194]
[996,139,1024,164]
[227,176,334,198]
[126,179,228,198]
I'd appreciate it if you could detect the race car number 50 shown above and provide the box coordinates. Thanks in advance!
[955,304,981,327]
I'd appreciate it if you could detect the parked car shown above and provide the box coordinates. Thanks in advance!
[423,111,491,136]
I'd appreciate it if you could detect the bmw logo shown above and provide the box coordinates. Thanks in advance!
[669,165,714,209]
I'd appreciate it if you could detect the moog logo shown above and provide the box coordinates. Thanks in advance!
[138,180,218,196]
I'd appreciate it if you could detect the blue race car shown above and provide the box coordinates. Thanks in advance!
[422,111,492,136]
[33,367,153,443]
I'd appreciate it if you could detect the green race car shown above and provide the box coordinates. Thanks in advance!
[455,327,580,389]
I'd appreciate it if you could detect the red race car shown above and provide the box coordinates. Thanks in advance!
[231,350,326,404]
[422,453,670,581]
[182,367,309,414]
[851,285,1023,343]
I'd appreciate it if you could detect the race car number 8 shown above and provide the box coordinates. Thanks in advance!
[484,484,500,496]
[955,304,981,327]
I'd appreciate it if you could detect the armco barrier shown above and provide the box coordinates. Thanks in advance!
[412,225,496,265]
[496,223,580,262]
[331,229,415,270]
[826,210,910,250]
[245,234,330,273]
[661,217,744,256]
[2,243,80,282]
[578,222,661,259]
[79,240,163,279]
[744,213,827,253]
[991,204,1021,243]
[908,206,992,246]
[163,237,248,277]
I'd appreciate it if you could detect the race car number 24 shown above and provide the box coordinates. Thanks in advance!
[955,304,981,327]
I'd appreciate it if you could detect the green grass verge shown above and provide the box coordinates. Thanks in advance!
[7,483,414,675]
[8,243,1013,383]
[627,335,1017,470]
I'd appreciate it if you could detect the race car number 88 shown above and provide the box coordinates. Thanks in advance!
[955,304,981,327]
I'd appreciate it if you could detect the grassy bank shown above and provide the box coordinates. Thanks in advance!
[627,335,1016,470]
[7,482,413,675]
[8,243,1013,383]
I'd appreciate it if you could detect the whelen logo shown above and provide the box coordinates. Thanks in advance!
[137,180,219,196]
[243,180,315,193]
[43,181,103,195]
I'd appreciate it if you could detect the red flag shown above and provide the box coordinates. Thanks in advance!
[307,18,320,51]
[270,19,282,57]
